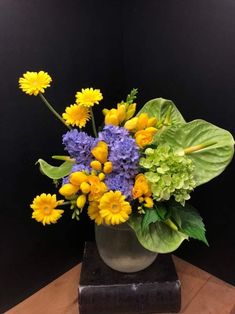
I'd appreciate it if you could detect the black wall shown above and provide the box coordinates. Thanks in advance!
[0,0,234,311]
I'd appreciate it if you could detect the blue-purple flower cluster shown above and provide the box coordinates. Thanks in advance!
[62,126,139,199]
[98,125,139,198]
[62,129,95,167]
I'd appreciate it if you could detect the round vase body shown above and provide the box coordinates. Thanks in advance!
[95,223,158,273]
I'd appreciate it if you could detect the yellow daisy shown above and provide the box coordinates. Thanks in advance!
[62,104,91,128]
[30,193,64,226]
[19,71,52,96]
[99,191,132,225]
[75,88,103,107]
[87,202,103,225]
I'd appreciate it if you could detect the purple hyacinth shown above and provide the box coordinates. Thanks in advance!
[62,129,95,167]
[98,125,129,146]
[105,173,134,199]
[108,136,139,180]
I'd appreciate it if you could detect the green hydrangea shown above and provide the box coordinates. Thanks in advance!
[140,144,196,205]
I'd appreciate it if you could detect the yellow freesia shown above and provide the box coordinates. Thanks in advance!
[59,183,79,197]
[69,171,88,186]
[91,141,108,163]
[76,194,86,209]
[135,127,157,148]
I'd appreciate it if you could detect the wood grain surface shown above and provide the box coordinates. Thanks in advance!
[6,256,235,314]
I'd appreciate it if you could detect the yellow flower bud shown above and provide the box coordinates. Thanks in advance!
[59,183,78,197]
[103,161,113,174]
[98,172,105,181]
[91,141,108,163]
[80,182,91,194]
[69,171,87,186]
[76,194,86,209]
[144,197,154,208]
[117,104,126,123]
[147,117,157,127]
[104,109,119,126]
[102,108,109,116]
[124,117,138,132]
[136,113,148,131]
[125,103,136,120]
[135,127,157,148]
[90,160,102,171]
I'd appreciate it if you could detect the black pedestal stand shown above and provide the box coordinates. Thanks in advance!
[79,242,181,314]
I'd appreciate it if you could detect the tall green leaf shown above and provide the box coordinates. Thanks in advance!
[128,215,188,253]
[36,159,74,180]
[169,201,208,245]
[159,119,234,186]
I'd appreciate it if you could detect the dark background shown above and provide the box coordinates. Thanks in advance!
[0,0,234,311]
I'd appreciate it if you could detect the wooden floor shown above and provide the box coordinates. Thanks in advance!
[6,256,235,314]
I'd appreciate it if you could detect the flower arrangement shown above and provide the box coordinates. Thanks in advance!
[19,71,234,253]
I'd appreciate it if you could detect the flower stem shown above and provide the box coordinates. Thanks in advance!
[90,108,98,137]
[60,201,73,206]
[184,141,217,154]
[39,93,71,130]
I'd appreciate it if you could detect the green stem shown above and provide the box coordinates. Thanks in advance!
[52,155,75,162]
[90,108,98,137]
[39,93,71,130]
[60,201,73,206]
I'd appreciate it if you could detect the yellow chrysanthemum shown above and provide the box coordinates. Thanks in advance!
[99,191,132,225]
[30,193,64,226]
[88,202,103,225]
[75,88,103,107]
[19,71,52,96]
[62,104,91,128]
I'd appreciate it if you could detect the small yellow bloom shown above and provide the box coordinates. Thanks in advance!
[147,117,157,127]
[30,193,64,225]
[91,141,108,164]
[125,103,136,120]
[144,197,154,208]
[19,71,52,96]
[90,160,102,171]
[103,161,113,174]
[88,202,103,225]
[132,174,151,199]
[135,127,157,148]
[136,113,149,131]
[124,117,138,131]
[59,183,79,197]
[75,88,103,107]
[99,191,132,225]
[69,171,88,186]
[88,175,107,202]
[76,194,86,209]
[98,172,105,181]
[62,104,90,128]
[117,105,126,123]
[80,182,91,194]
[104,109,119,126]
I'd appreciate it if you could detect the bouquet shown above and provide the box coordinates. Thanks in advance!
[19,71,234,253]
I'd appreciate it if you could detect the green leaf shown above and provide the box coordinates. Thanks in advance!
[138,98,186,127]
[169,201,208,246]
[142,208,160,230]
[36,159,74,180]
[128,215,188,253]
[159,119,234,186]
